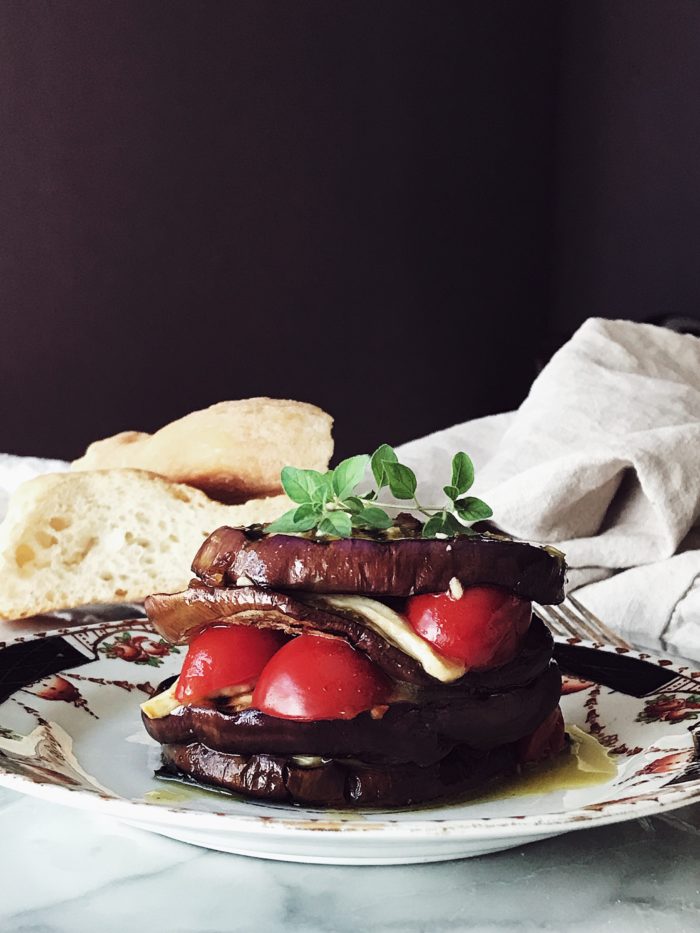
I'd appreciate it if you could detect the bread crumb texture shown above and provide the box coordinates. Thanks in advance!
[0,469,288,620]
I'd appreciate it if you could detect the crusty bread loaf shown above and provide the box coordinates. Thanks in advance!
[71,398,333,503]
[0,469,289,620]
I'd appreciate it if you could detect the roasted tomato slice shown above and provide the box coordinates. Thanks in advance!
[252,634,391,721]
[518,706,567,764]
[405,585,531,669]
[175,625,286,704]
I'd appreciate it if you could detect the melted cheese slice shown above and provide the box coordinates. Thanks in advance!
[141,680,182,719]
[319,594,466,683]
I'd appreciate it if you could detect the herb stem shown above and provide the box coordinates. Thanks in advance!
[364,499,446,512]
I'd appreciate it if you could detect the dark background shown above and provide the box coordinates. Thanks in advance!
[2,1,699,462]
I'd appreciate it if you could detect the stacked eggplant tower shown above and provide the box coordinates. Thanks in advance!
[142,523,567,808]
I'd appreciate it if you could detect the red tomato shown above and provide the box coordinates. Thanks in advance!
[252,634,391,721]
[175,625,286,704]
[405,585,531,669]
[518,706,567,764]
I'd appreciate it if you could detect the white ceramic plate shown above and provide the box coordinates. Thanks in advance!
[0,618,698,864]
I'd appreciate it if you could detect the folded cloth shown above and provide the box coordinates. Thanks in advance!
[398,318,700,659]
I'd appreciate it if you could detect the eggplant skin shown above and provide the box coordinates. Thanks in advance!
[192,526,566,603]
[158,741,521,808]
[143,662,561,767]
[145,584,554,689]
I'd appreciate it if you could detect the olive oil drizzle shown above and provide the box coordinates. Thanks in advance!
[143,727,616,812]
[474,725,617,803]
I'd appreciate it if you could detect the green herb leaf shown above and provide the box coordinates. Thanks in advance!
[317,511,352,538]
[454,496,493,522]
[362,507,393,528]
[370,444,399,489]
[266,508,306,533]
[332,454,370,499]
[291,503,322,531]
[441,511,471,535]
[272,442,490,541]
[383,462,417,500]
[422,510,477,538]
[280,467,327,504]
[421,513,447,538]
[451,452,475,495]
[352,506,393,529]
[294,503,317,519]
[344,496,366,514]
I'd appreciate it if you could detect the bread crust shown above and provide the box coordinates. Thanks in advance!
[72,399,334,502]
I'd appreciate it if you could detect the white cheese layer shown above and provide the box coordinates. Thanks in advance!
[141,680,182,719]
[141,681,255,720]
[319,594,466,683]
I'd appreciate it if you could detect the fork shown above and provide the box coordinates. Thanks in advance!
[533,594,632,649]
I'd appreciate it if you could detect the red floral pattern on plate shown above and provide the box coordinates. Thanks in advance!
[561,674,595,695]
[634,751,692,777]
[636,694,700,724]
[99,633,180,667]
[25,675,97,718]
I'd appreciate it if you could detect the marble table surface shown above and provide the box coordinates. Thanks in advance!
[0,785,698,932]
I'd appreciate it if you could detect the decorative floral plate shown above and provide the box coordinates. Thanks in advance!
[0,618,697,865]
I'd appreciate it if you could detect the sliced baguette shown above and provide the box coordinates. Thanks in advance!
[71,398,333,503]
[0,469,289,620]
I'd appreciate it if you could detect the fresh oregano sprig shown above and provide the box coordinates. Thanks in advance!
[266,444,493,539]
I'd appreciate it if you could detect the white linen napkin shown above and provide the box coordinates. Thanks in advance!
[398,318,700,659]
